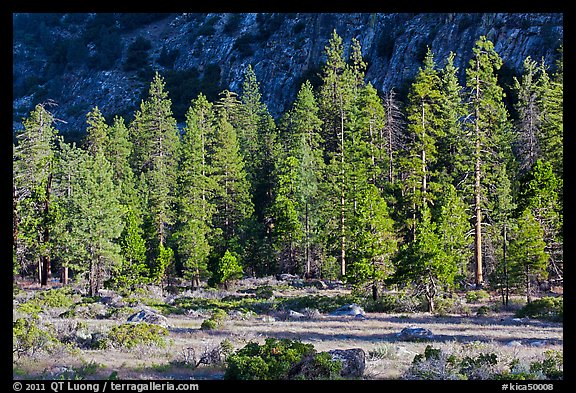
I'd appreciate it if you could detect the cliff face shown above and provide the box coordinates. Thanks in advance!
[13,12,563,135]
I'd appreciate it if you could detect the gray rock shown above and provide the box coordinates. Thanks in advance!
[127,309,169,328]
[328,348,366,378]
[330,304,365,317]
[396,327,433,341]
[277,273,299,281]
[288,309,306,319]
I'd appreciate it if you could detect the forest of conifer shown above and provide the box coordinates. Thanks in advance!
[13,31,563,312]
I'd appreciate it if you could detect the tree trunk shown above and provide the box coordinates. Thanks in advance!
[427,294,434,313]
[526,265,531,303]
[372,283,378,302]
[61,266,68,286]
[40,172,54,286]
[503,223,509,306]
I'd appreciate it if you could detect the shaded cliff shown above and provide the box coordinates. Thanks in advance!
[13,12,563,137]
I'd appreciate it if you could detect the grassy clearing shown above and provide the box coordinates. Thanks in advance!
[13,278,562,380]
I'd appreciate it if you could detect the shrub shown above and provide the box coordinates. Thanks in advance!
[368,344,398,360]
[289,352,342,380]
[363,292,427,313]
[225,338,321,380]
[434,296,472,316]
[529,350,563,380]
[17,287,79,315]
[255,285,274,299]
[465,290,491,303]
[13,316,57,358]
[107,322,168,349]
[476,305,491,316]
[516,297,563,322]
[200,308,228,330]
[407,345,563,380]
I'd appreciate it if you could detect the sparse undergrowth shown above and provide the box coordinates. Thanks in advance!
[13,279,563,380]
[406,344,563,380]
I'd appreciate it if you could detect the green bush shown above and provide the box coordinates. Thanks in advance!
[465,290,491,303]
[363,292,427,313]
[107,322,168,349]
[516,297,563,322]
[255,285,274,299]
[529,350,563,379]
[225,338,325,380]
[407,345,562,380]
[476,305,491,316]
[13,316,57,358]
[290,352,342,380]
[200,308,228,330]
[17,287,79,315]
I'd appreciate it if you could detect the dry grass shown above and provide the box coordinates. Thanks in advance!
[13,281,563,380]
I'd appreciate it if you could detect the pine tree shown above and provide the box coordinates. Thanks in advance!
[318,30,358,278]
[435,183,471,284]
[174,94,216,288]
[68,152,124,296]
[508,210,548,303]
[488,164,516,305]
[392,207,456,312]
[84,106,109,156]
[270,155,303,273]
[114,206,148,291]
[210,106,254,261]
[465,36,512,287]
[237,65,279,274]
[289,81,325,277]
[130,72,180,275]
[516,159,562,282]
[400,48,443,241]
[210,249,243,290]
[347,185,397,301]
[538,48,563,179]
[51,139,86,285]
[13,103,60,285]
[382,88,406,185]
[512,57,543,174]
[436,52,467,186]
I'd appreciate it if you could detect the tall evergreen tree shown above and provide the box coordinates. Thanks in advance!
[400,48,443,241]
[84,106,109,156]
[129,72,180,278]
[174,94,217,288]
[508,210,548,303]
[318,30,357,278]
[436,52,467,186]
[465,36,512,287]
[13,103,59,285]
[538,48,563,179]
[347,185,397,301]
[210,106,254,263]
[516,159,562,282]
[392,207,456,312]
[67,152,124,296]
[512,57,543,174]
[435,183,471,284]
[238,65,279,274]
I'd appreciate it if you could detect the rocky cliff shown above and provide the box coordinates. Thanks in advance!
[13,12,563,137]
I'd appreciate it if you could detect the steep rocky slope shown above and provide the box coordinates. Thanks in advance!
[12,12,563,137]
